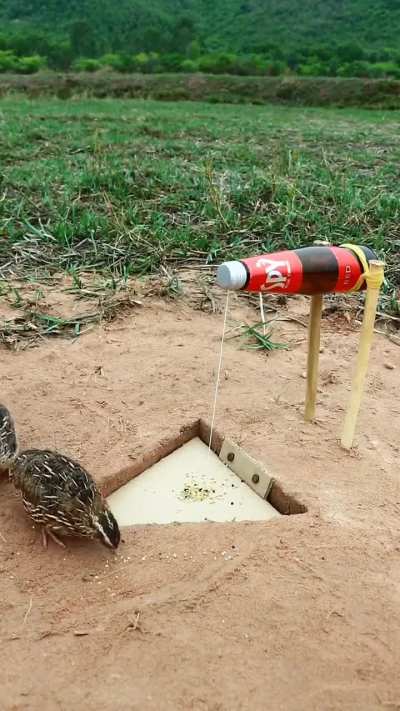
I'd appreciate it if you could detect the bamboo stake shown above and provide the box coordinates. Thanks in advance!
[304,240,330,422]
[341,260,385,449]
[304,293,323,421]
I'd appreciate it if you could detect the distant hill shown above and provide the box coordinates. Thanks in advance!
[0,0,399,56]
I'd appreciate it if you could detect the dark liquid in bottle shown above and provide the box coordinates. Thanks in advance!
[294,245,377,295]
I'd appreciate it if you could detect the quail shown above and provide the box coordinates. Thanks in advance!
[0,405,120,550]
[0,404,18,472]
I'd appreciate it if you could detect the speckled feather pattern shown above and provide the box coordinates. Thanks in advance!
[11,449,110,539]
[0,404,120,548]
[0,405,17,469]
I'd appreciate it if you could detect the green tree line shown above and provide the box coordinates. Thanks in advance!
[1,31,400,78]
[0,0,400,78]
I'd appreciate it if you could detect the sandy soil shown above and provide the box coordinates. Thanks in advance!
[0,287,399,711]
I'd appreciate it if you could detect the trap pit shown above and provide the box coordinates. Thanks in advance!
[108,437,280,525]
[106,420,306,526]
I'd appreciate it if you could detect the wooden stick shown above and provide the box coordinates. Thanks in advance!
[304,240,330,422]
[341,260,385,449]
[304,293,323,421]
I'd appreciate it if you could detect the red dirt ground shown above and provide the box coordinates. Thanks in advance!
[0,288,399,711]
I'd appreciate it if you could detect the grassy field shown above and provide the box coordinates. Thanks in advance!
[0,97,399,314]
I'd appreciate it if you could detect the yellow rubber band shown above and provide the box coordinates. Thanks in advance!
[340,243,370,291]
[366,271,385,289]
[341,243,384,291]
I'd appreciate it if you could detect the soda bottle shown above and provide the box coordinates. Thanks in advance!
[216,245,377,295]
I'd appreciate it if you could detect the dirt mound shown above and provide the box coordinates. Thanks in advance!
[0,293,399,710]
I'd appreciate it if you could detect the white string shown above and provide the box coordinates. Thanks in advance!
[209,291,230,450]
[259,292,266,335]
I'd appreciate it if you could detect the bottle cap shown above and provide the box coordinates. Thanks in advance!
[216,261,247,290]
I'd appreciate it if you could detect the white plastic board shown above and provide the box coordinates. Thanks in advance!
[108,437,280,525]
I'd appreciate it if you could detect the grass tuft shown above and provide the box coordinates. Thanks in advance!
[0,97,398,316]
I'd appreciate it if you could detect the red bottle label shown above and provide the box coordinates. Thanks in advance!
[243,250,304,293]
[330,247,363,292]
[241,247,365,295]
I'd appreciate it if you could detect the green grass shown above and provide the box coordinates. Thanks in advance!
[0,97,399,313]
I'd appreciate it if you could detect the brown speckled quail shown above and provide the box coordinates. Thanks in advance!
[0,404,17,472]
[0,405,120,550]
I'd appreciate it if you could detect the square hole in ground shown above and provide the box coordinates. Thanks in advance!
[106,420,306,526]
